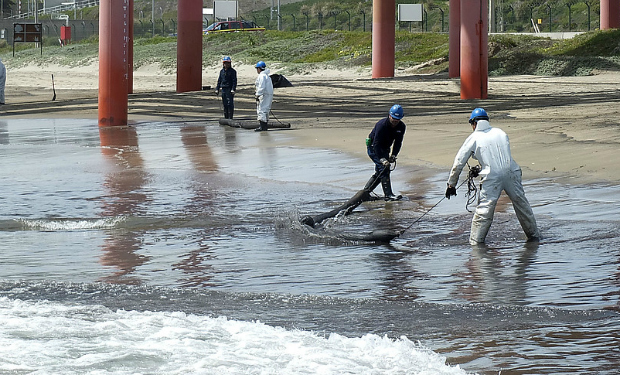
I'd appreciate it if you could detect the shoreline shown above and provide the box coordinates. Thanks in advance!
[2,63,619,185]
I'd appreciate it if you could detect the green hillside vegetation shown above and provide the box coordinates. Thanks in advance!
[5,0,602,33]
[2,27,619,77]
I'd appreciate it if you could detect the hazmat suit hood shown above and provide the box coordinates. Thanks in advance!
[474,119,491,132]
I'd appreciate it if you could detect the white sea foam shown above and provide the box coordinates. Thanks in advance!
[18,216,125,231]
[0,297,471,374]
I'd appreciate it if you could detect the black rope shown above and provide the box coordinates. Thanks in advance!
[465,164,481,212]
[269,109,287,126]
[397,164,481,237]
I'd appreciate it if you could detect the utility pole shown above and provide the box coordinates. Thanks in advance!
[277,0,280,30]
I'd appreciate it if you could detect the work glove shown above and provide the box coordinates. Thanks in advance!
[388,155,397,163]
[231,90,235,96]
[255,95,261,102]
[445,185,457,199]
[379,158,390,167]
[215,89,219,96]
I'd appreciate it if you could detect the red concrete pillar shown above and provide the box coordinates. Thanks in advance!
[449,0,461,78]
[128,0,134,94]
[460,0,488,99]
[372,0,395,79]
[177,0,203,92]
[98,0,130,126]
[600,0,620,29]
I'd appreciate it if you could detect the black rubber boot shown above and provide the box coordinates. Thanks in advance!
[363,174,381,192]
[223,108,230,119]
[229,108,234,120]
[255,121,268,132]
[381,175,400,201]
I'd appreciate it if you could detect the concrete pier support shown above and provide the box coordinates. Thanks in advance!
[177,0,203,92]
[600,0,620,29]
[128,0,134,94]
[98,0,130,126]
[460,0,488,99]
[449,0,461,78]
[371,0,395,78]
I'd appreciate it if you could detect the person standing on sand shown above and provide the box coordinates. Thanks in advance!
[445,107,540,245]
[364,104,406,201]
[215,56,237,119]
[0,57,6,104]
[254,61,273,132]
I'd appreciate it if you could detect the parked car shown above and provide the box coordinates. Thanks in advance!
[203,20,265,34]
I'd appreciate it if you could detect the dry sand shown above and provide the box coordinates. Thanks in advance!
[2,61,619,185]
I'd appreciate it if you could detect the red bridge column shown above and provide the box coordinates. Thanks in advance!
[128,0,134,94]
[177,0,203,92]
[372,0,395,79]
[460,0,488,99]
[98,0,129,126]
[449,0,461,78]
[600,0,620,29]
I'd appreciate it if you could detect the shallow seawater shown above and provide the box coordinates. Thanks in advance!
[0,119,618,374]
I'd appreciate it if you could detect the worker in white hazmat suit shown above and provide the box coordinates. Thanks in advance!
[254,61,273,132]
[0,58,6,104]
[445,108,540,245]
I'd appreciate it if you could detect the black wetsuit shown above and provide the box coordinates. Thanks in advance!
[367,117,406,175]
[216,67,237,119]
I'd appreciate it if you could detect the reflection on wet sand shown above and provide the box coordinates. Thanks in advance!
[172,125,218,287]
[0,121,8,145]
[452,243,538,305]
[98,126,150,285]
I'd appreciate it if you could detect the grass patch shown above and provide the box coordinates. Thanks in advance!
[1,29,618,77]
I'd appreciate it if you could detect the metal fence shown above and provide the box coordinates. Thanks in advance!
[0,19,99,45]
[1,1,603,42]
[249,3,600,33]
[8,0,100,20]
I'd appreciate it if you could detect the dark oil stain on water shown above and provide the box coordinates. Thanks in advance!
[0,119,618,374]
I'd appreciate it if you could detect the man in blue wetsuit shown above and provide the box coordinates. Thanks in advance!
[215,56,237,119]
[364,104,406,201]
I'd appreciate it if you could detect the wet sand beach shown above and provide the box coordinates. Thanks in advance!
[3,62,620,185]
[1,62,619,374]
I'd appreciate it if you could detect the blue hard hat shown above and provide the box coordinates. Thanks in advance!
[255,60,266,69]
[222,56,232,62]
[389,104,404,120]
[469,108,489,124]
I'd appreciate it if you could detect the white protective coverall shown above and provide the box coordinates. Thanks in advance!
[255,68,273,123]
[447,120,540,244]
[0,58,6,104]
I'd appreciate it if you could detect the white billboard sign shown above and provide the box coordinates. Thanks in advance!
[214,1,238,20]
[398,4,423,22]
